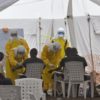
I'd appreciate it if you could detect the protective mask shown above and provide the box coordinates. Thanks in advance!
[17,54,24,58]
[58,32,64,38]
[10,36,18,41]
[52,45,58,52]
[58,34,64,38]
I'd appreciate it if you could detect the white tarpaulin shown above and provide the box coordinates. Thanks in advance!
[0,0,100,19]
[0,0,18,11]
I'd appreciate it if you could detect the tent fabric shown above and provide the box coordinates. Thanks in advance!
[73,16,100,73]
[91,0,100,5]
[0,0,100,19]
[0,19,71,51]
[0,0,100,74]
[0,0,18,11]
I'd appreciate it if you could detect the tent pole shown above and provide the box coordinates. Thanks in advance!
[64,17,67,37]
[67,0,77,47]
[87,15,96,92]
[50,19,54,40]
[39,17,42,52]
[87,15,94,70]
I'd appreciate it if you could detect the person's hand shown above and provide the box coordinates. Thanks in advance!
[48,70,53,73]
[12,63,23,72]
[17,62,23,67]
[49,64,55,70]
[49,64,54,67]
[12,67,16,72]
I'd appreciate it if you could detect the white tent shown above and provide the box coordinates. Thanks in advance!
[0,0,100,72]
[0,0,100,18]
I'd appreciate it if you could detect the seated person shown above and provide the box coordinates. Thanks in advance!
[23,48,44,76]
[0,52,12,85]
[52,48,88,76]
[60,47,87,68]
[0,52,4,75]
[52,47,90,96]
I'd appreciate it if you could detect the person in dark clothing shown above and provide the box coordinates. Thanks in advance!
[0,52,13,85]
[50,47,90,96]
[23,48,45,78]
[23,48,44,67]
[0,76,13,85]
[49,47,87,72]
[60,47,87,70]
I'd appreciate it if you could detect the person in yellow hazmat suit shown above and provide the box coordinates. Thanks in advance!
[5,29,29,56]
[6,45,27,84]
[41,42,62,95]
[52,27,70,59]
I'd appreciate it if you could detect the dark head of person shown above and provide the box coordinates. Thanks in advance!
[30,48,38,58]
[0,52,4,61]
[65,47,72,57]
[71,48,78,56]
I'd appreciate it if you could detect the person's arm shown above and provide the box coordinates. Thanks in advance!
[8,50,17,67]
[5,40,11,55]
[49,58,64,73]
[41,45,51,66]
[20,38,30,57]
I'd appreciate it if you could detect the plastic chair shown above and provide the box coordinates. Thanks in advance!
[25,63,44,79]
[66,61,94,99]
[15,78,46,100]
[0,85,21,100]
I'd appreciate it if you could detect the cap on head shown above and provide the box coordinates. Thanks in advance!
[17,45,26,55]
[48,42,61,52]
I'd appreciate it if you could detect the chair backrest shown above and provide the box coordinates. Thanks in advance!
[15,78,43,100]
[25,63,44,78]
[0,85,21,100]
[64,61,85,82]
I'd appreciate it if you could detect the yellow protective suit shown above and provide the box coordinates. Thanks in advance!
[5,38,29,56]
[52,37,69,59]
[6,49,27,84]
[41,45,62,91]
[5,38,29,83]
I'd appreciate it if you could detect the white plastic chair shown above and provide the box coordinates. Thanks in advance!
[0,85,21,100]
[66,61,94,99]
[25,63,44,79]
[15,78,46,100]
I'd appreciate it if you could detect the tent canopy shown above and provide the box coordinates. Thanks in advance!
[0,0,100,19]
[91,0,100,5]
[0,0,18,11]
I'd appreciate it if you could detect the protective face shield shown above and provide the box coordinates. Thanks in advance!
[57,27,65,38]
[10,30,18,40]
[17,45,26,56]
[48,42,61,52]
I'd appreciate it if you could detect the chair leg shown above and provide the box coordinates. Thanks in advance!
[90,80,94,98]
[54,81,56,97]
[67,82,72,98]
[61,81,65,98]
[83,82,87,99]
[72,84,77,98]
